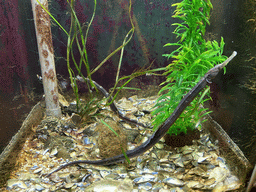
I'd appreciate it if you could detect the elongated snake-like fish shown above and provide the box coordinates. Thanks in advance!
[47,51,237,176]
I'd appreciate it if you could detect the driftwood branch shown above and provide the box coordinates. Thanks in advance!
[31,0,61,117]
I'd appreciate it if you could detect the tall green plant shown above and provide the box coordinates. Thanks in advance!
[152,0,227,135]
[63,0,163,113]
[37,0,165,119]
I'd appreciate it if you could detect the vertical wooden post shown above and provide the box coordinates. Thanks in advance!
[31,0,61,117]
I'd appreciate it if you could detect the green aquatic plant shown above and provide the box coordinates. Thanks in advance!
[152,0,227,136]
[37,0,135,117]
[37,0,165,120]
[64,0,135,113]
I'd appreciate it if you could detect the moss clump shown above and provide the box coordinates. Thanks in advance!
[97,119,127,158]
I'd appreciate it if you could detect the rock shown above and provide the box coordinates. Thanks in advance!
[84,179,133,192]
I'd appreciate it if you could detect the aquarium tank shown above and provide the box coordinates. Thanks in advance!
[0,0,255,191]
